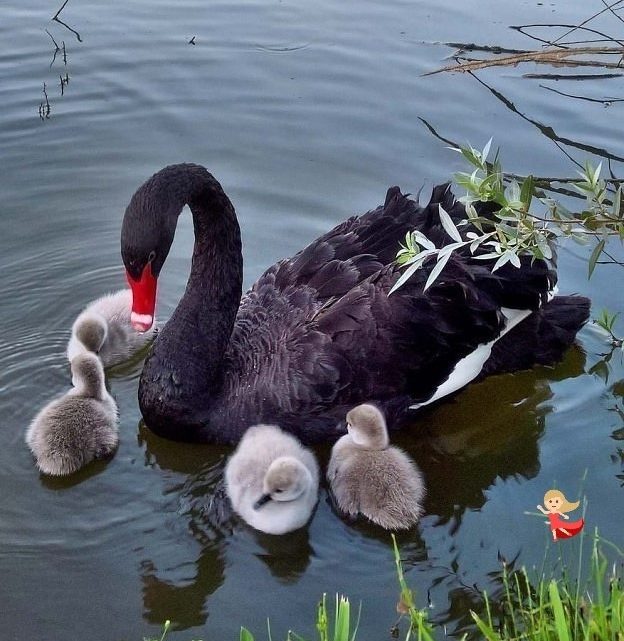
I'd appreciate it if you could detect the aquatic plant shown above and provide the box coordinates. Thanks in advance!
[143,529,623,641]
[469,532,624,641]
[239,593,359,641]
[393,139,624,296]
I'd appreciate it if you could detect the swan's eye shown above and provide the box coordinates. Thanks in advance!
[148,250,156,263]
[275,488,283,493]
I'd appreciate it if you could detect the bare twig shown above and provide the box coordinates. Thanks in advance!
[45,28,61,67]
[52,0,82,42]
[417,117,624,189]
[539,84,624,104]
[601,0,624,26]
[60,73,69,96]
[524,72,623,79]
[512,23,624,48]
[550,0,624,45]
[467,71,624,165]
[444,42,531,55]
[52,0,71,21]
[38,83,51,120]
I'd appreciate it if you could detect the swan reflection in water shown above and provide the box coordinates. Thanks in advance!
[133,345,586,631]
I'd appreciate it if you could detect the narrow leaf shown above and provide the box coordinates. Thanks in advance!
[390,258,427,294]
[548,580,571,641]
[613,186,622,219]
[410,230,436,251]
[438,205,462,243]
[424,251,452,291]
[593,162,602,186]
[588,239,605,279]
[470,612,500,641]
[240,627,255,641]
[492,251,512,272]
[474,252,504,261]
[398,248,437,268]
[520,175,534,210]
[481,137,493,163]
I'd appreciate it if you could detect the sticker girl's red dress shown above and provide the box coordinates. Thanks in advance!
[548,513,584,539]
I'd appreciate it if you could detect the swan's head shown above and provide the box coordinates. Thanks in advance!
[345,403,389,450]
[121,169,180,332]
[253,457,312,509]
[70,352,106,398]
[74,315,108,354]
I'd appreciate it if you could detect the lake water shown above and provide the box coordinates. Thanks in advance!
[1,0,623,639]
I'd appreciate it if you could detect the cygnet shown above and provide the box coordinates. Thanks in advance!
[25,353,119,475]
[225,424,319,535]
[67,289,156,368]
[327,403,425,530]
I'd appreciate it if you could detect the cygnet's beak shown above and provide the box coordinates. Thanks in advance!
[253,493,272,510]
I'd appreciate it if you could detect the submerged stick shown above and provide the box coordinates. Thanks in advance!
[424,46,624,76]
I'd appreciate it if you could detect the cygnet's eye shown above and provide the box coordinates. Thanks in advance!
[275,488,284,493]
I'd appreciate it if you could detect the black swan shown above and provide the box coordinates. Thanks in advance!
[120,164,590,444]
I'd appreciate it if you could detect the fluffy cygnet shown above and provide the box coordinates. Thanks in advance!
[225,424,319,535]
[25,353,119,475]
[327,403,425,530]
[66,289,156,368]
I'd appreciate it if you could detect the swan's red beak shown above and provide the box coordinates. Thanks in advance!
[126,263,157,332]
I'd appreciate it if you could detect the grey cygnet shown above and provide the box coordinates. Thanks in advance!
[26,353,119,475]
[328,403,425,530]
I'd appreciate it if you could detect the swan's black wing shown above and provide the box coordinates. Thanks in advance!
[214,187,427,439]
[214,185,581,444]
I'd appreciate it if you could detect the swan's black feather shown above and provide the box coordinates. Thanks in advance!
[207,186,586,443]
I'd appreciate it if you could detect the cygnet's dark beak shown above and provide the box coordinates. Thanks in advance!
[253,493,272,510]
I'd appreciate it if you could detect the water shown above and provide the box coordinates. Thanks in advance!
[1,0,623,639]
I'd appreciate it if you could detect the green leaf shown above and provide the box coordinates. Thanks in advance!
[470,611,501,641]
[548,580,571,641]
[520,175,534,210]
[438,205,463,242]
[389,251,436,294]
[588,239,605,279]
[613,186,622,219]
[410,230,436,251]
[492,251,512,272]
[424,250,452,291]
[481,137,493,163]
[240,628,255,641]
[334,596,350,641]
[593,162,602,186]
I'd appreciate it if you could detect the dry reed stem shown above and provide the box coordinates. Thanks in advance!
[425,46,624,75]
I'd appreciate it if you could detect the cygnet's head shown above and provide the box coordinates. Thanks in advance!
[71,352,106,398]
[253,456,312,510]
[75,315,108,354]
[345,403,389,450]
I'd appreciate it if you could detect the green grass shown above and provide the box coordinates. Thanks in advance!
[144,531,623,641]
[469,533,624,641]
[239,593,360,641]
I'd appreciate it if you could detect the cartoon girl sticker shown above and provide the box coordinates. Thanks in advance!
[537,489,584,541]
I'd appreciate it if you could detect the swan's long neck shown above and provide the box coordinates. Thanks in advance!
[138,165,243,437]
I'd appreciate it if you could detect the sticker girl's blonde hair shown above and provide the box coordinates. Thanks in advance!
[544,489,580,513]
